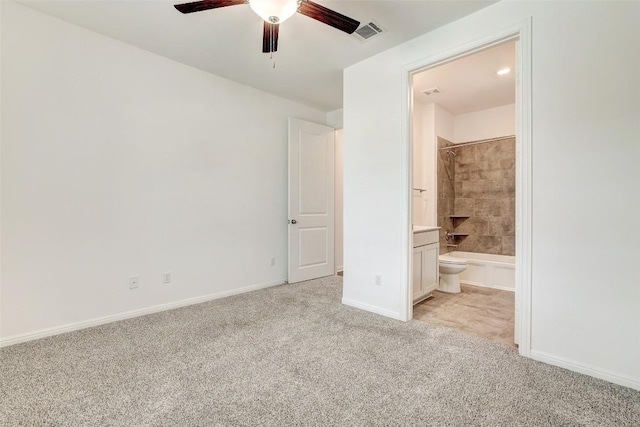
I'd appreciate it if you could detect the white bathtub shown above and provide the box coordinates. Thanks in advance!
[447,251,515,291]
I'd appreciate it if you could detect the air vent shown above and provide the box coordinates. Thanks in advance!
[422,87,441,96]
[352,20,385,42]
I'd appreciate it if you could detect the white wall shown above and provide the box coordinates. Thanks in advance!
[344,1,640,389]
[0,2,3,327]
[326,108,344,130]
[454,103,515,143]
[413,102,452,226]
[412,102,433,226]
[434,104,454,143]
[334,130,344,272]
[432,104,453,226]
[0,2,326,342]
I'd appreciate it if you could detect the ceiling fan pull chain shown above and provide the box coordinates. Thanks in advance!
[270,24,276,68]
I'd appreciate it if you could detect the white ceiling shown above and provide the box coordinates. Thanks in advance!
[19,0,496,111]
[413,40,516,115]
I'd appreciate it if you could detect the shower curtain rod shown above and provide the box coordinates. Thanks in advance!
[438,135,515,150]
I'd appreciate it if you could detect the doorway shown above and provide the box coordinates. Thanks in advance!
[401,23,532,356]
[410,41,518,347]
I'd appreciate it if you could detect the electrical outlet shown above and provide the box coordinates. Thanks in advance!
[375,274,382,286]
[129,276,139,289]
[270,257,276,267]
[163,272,171,284]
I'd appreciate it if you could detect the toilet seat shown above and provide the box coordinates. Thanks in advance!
[439,255,468,265]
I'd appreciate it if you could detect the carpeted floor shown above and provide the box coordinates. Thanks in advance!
[1,276,639,426]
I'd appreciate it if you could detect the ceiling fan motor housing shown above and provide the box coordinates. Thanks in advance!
[250,0,299,24]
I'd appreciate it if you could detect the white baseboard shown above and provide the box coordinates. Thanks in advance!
[460,279,514,292]
[530,349,640,391]
[341,298,402,321]
[0,278,286,348]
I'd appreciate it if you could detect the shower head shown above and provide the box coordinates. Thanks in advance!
[446,150,456,157]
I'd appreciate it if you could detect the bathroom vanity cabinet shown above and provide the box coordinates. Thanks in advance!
[412,228,439,304]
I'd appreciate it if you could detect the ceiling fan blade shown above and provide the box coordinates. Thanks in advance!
[297,0,359,34]
[174,0,246,14]
[262,22,279,53]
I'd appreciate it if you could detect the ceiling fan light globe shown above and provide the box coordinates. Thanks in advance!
[250,0,298,24]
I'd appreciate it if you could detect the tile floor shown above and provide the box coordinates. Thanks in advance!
[413,284,516,347]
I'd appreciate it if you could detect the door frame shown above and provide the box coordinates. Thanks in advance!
[399,19,533,357]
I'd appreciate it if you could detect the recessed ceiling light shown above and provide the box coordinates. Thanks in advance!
[497,67,511,76]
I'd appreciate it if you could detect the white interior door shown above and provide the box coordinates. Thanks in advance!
[288,117,335,284]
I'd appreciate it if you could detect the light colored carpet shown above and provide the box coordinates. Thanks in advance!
[1,276,638,426]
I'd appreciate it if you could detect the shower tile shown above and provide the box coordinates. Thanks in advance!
[454,181,463,196]
[447,198,455,214]
[455,218,477,234]
[456,235,476,252]
[437,137,515,256]
[442,183,455,199]
[485,218,504,236]
[455,147,476,164]
[480,169,506,181]
[477,139,515,162]
[475,199,502,217]
[498,217,515,234]
[500,158,516,171]
[502,236,515,255]
[475,236,502,254]
[455,171,471,181]
[454,198,474,215]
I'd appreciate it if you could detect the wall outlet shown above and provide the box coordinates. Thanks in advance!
[375,274,382,286]
[129,276,139,289]
[270,257,276,267]
[162,272,171,284]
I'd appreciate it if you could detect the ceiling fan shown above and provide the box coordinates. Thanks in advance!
[174,0,360,55]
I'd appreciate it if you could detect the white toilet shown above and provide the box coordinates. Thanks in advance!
[438,254,469,293]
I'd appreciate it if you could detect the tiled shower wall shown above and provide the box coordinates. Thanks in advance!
[437,137,516,256]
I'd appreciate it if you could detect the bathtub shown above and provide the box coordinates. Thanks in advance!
[447,251,515,291]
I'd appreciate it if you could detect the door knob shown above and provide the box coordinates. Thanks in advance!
[290,219,297,224]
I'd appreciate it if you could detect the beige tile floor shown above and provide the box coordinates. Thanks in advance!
[414,284,516,347]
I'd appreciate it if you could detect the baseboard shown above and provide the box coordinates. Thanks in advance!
[341,298,402,321]
[0,278,287,348]
[530,349,640,391]
[460,279,514,292]
[336,266,344,273]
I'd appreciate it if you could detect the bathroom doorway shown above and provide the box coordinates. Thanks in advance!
[404,28,532,353]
